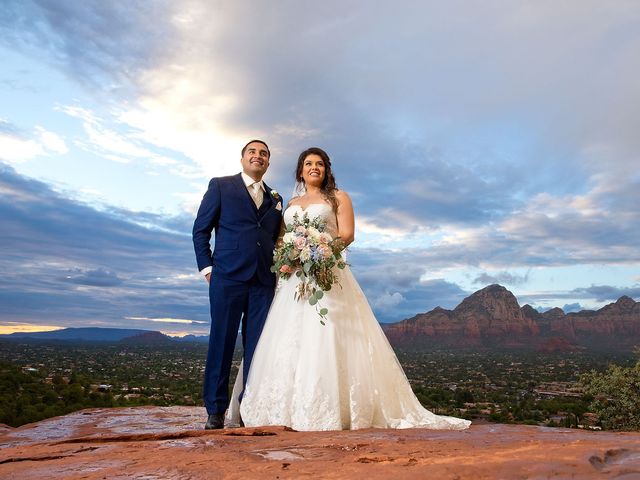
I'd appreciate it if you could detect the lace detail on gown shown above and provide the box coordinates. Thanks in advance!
[226,203,470,431]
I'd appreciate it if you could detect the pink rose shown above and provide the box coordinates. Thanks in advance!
[319,232,332,244]
[280,264,293,274]
[294,237,307,250]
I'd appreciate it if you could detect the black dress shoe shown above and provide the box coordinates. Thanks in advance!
[205,413,224,430]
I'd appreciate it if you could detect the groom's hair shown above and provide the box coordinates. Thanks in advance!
[241,139,270,157]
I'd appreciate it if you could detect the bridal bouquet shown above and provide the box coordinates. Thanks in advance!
[271,212,346,324]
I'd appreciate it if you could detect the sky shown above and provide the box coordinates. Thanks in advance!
[1,1,639,336]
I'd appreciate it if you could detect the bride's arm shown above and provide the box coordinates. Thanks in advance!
[275,218,286,248]
[335,190,355,247]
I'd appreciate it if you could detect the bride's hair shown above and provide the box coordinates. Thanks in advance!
[295,147,339,212]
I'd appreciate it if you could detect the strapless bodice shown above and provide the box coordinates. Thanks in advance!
[284,203,337,237]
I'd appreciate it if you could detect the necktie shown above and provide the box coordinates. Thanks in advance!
[251,182,263,208]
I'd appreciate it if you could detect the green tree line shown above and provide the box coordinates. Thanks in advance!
[580,353,640,431]
[0,361,153,427]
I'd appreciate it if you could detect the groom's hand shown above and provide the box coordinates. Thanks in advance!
[205,272,211,284]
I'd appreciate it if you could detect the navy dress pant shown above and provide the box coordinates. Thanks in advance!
[203,272,274,415]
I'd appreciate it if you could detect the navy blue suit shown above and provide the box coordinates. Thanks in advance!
[193,173,282,415]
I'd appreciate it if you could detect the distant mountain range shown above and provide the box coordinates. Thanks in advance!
[4,285,639,351]
[383,284,640,351]
[0,327,209,344]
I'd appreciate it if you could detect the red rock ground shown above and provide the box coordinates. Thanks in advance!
[1,406,640,479]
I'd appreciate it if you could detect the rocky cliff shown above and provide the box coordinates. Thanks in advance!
[384,285,640,350]
[1,406,640,479]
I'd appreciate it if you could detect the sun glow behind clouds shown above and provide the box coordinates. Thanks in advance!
[115,58,252,180]
[0,323,65,334]
[125,316,206,325]
[160,329,207,338]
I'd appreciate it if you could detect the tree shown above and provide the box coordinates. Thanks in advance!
[580,359,640,431]
[454,389,474,407]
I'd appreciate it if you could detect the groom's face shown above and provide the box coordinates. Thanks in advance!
[241,142,270,181]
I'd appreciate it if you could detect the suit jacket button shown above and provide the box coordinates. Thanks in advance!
[257,241,261,246]
[257,222,261,228]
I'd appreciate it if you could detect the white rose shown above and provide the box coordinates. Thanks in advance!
[282,232,294,244]
[300,246,312,262]
[307,227,321,242]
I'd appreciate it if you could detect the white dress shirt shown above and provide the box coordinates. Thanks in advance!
[241,172,265,208]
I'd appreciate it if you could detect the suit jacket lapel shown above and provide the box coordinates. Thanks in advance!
[258,182,275,218]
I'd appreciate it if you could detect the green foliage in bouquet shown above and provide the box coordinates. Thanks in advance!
[271,212,346,324]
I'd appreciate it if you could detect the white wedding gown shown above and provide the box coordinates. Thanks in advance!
[227,203,470,431]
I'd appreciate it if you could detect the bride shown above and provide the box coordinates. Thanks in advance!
[227,147,470,431]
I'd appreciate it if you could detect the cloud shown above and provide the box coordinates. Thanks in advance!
[59,105,187,171]
[473,270,531,286]
[0,164,210,333]
[35,126,67,154]
[349,249,470,321]
[0,0,170,92]
[1,1,640,327]
[0,168,471,327]
[0,131,43,163]
[58,268,124,287]
[369,291,405,312]
[569,284,640,303]
[0,120,67,163]
[519,284,640,308]
[125,316,207,325]
[562,303,583,313]
[1,163,637,331]
[493,182,640,266]
[81,1,640,264]
[4,1,638,238]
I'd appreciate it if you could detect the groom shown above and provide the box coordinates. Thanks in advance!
[192,139,282,429]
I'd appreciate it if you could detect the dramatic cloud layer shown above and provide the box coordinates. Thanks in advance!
[1,1,639,330]
[0,165,210,334]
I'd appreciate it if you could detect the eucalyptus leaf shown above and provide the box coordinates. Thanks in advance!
[309,296,318,306]
[315,290,324,300]
[319,308,328,316]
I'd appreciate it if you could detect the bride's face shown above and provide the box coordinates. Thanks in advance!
[302,154,325,187]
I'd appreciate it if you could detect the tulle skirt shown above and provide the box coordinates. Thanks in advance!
[227,266,471,431]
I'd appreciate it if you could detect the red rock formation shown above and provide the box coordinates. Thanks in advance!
[452,284,540,337]
[1,406,639,479]
[543,296,640,347]
[521,303,541,322]
[384,285,640,350]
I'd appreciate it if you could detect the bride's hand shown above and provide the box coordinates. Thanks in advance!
[275,218,286,248]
